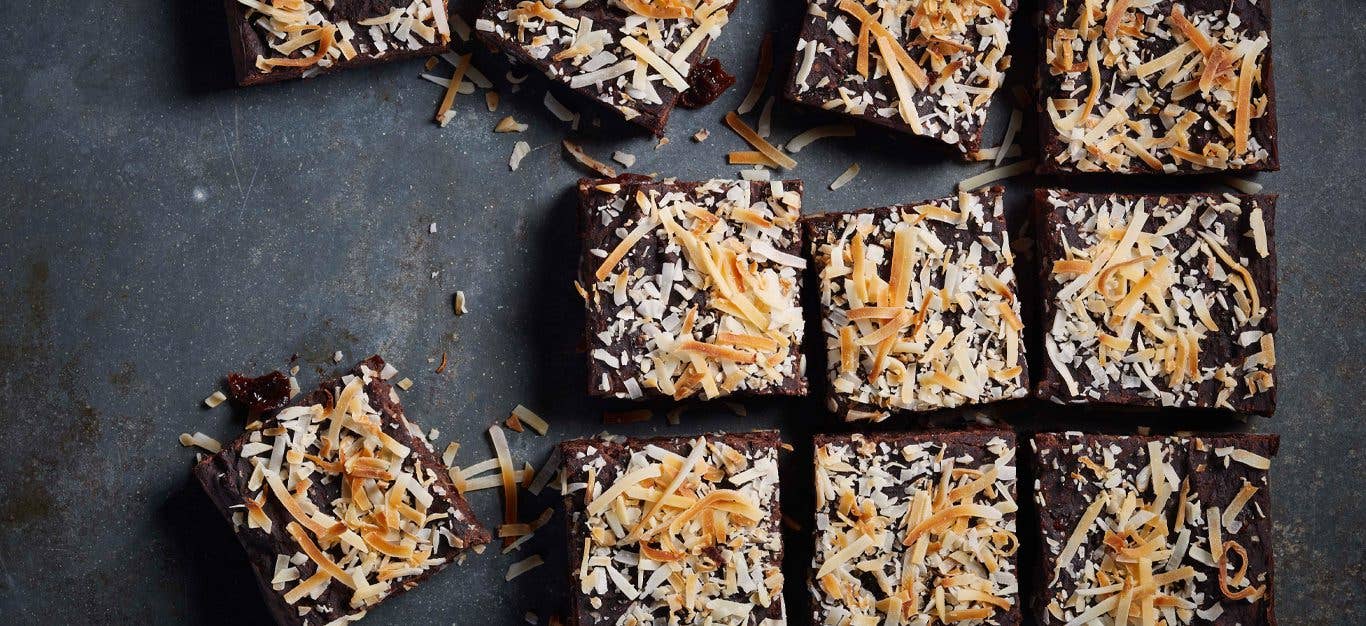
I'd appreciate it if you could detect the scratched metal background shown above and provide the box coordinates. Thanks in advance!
[0,0,1362,624]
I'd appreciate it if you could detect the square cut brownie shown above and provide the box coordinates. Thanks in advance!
[811,431,1020,625]
[578,176,806,400]
[225,0,454,86]
[193,356,490,625]
[1038,0,1278,173]
[1030,432,1278,625]
[786,0,1018,156]
[475,0,738,134]
[803,187,1029,422]
[1035,190,1277,414]
[559,431,784,625]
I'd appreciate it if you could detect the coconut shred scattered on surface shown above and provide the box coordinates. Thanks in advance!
[806,188,1028,422]
[811,434,1019,625]
[209,362,484,621]
[583,179,806,400]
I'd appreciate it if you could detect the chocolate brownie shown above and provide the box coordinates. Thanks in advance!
[785,0,1018,157]
[1037,0,1279,173]
[803,187,1029,422]
[812,431,1020,625]
[578,176,807,401]
[474,0,739,134]
[559,431,784,625]
[193,356,490,625]
[1035,190,1278,414]
[1030,432,1278,625]
[225,0,455,86]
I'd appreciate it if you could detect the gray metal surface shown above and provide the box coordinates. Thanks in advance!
[0,1,1362,624]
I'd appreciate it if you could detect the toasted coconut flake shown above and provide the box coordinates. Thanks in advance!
[434,53,473,127]
[505,554,545,581]
[512,405,549,435]
[509,141,531,171]
[958,160,1036,191]
[724,112,796,169]
[203,391,228,408]
[829,163,861,191]
[785,124,856,153]
[1221,480,1259,531]
[489,424,519,542]
[179,432,222,453]
[994,109,1023,166]
[737,34,773,115]
[495,116,528,132]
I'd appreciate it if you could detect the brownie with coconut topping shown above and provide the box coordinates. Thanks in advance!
[226,0,456,86]
[802,187,1029,422]
[474,0,739,134]
[1037,0,1279,173]
[193,356,490,626]
[559,431,785,626]
[578,175,807,401]
[785,0,1018,157]
[1030,432,1278,625]
[1035,190,1277,414]
[811,431,1020,626]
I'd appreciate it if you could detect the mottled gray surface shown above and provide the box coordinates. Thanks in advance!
[0,0,1362,625]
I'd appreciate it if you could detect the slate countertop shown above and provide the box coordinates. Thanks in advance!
[0,1,1361,624]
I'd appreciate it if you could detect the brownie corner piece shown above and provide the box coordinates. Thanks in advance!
[474,2,741,134]
[560,430,785,625]
[1037,0,1278,173]
[578,177,807,401]
[1036,190,1277,414]
[803,186,1029,422]
[225,0,455,86]
[811,430,1020,625]
[192,356,489,625]
[1029,432,1277,625]
[786,0,1018,156]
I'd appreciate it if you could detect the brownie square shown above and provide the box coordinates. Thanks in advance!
[785,0,1019,157]
[811,431,1020,625]
[193,356,490,626]
[225,0,455,86]
[578,175,807,400]
[559,431,784,625]
[1030,432,1278,625]
[803,187,1029,422]
[474,1,739,134]
[1037,0,1279,173]
[1035,190,1278,414]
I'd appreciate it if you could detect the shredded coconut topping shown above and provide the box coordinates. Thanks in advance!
[812,433,1019,625]
[582,178,806,401]
[805,187,1028,422]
